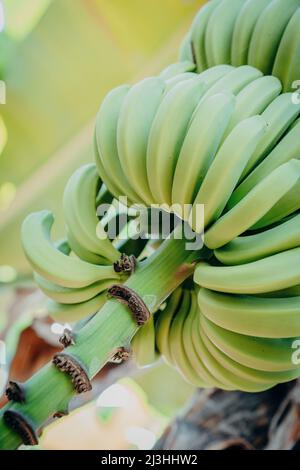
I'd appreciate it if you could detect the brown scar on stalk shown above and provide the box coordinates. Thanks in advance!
[3,410,38,446]
[53,410,69,419]
[5,381,26,404]
[113,254,136,274]
[107,285,150,326]
[110,346,132,364]
[59,328,76,348]
[52,353,92,394]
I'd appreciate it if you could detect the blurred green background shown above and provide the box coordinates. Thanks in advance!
[0,0,204,278]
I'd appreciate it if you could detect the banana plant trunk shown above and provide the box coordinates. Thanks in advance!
[155,380,300,450]
[0,228,199,449]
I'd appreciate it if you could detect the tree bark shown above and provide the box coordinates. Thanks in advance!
[155,380,300,450]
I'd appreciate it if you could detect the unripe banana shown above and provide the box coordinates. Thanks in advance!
[194,247,300,294]
[273,6,300,91]
[205,0,246,67]
[231,0,272,66]
[205,160,300,249]
[198,288,300,338]
[172,92,236,218]
[63,164,120,264]
[147,78,207,205]
[160,61,196,79]
[117,77,165,205]
[22,210,119,288]
[215,213,300,265]
[247,0,300,75]
[190,0,223,71]
[190,115,267,231]
[48,293,107,323]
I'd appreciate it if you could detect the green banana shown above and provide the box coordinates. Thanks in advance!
[273,6,300,91]
[205,160,300,249]
[131,315,159,367]
[231,0,272,66]
[201,65,263,100]
[63,163,120,263]
[146,78,207,205]
[224,75,282,135]
[35,273,113,305]
[190,0,223,72]
[95,85,143,205]
[117,77,165,205]
[247,0,300,75]
[200,324,300,387]
[22,210,119,288]
[159,61,196,79]
[201,315,300,372]
[168,289,207,387]
[215,213,300,265]
[47,293,107,323]
[172,92,236,219]
[194,247,300,294]
[198,288,300,338]
[230,119,300,206]
[190,115,267,232]
[205,0,246,67]
[178,32,193,62]
[155,288,183,366]
[240,93,300,179]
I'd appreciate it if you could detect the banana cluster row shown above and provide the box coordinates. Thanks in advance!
[21,164,147,323]
[95,61,300,390]
[133,286,300,392]
[180,0,300,92]
[95,62,300,238]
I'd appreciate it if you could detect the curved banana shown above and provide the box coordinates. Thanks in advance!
[168,289,207,387]
[178,32,193,62]
[172,92,236,218]
[205,159,300,249]
[194,247,300,294]
[230,119,300,206]
[200,325,300,387]
[95,85,143,205]
[215,213,300,265]
[48,293,107,323]
[201,315,300,372]
[247,0,300,75]
[205,0,245,67]
[224,75,282,135]
[117,77,165,205]
[198,288,300,338]
[273,6,300,91]
[240,93,300,179]
[63,164,120,263]
[147,78,207,205]
[35,273,113,305]
[231,0,272,66]
[22,210,119,288]
[190,115,267,231]
[131,315,159,367]
[201,65,262,100]
[155,288,183,366]
[190,0,223,72]
[159,61,196,79]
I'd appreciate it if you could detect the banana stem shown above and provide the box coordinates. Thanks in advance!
[0,229,198,449]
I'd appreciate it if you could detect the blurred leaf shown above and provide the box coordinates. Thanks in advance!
[0,0,204,272]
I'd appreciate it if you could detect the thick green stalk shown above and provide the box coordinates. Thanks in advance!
[0,230,198,449]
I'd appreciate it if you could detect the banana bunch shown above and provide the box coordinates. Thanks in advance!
[93,63,300,390]
[180,0,300,92]
[21,164,148,323]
